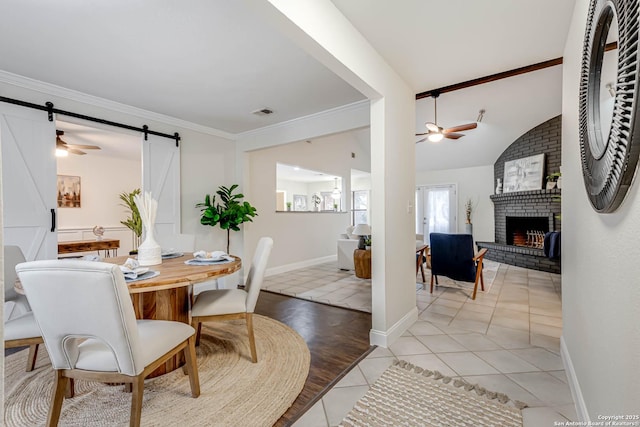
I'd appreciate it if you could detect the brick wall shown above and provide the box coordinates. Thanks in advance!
[494,115,562,186]
[477,115,562,274]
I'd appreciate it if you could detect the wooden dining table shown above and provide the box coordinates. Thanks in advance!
[14,253,241,377]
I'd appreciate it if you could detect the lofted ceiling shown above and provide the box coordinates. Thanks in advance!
[0,1,577,171]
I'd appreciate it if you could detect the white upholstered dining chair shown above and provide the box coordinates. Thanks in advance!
[191,237,273,363]
[16,260,200,427]
[4,245,31,320]
[4,245,43,371]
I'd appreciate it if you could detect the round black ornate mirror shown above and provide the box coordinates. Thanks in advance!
[579,0,640,212]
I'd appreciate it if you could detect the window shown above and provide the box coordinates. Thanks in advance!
[352,190,369,225]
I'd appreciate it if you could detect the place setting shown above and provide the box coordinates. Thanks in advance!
[120,258,159,282]
[185,250,235,265]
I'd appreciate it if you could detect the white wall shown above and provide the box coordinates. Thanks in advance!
[0,80,237,259]
[562,0,640,419]
[416,165,495,243]
[245,131,370,270]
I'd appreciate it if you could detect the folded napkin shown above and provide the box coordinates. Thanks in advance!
[193,250,234,261]
[120,258,144,280]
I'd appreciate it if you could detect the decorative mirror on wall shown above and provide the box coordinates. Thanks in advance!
[579,0,640,212]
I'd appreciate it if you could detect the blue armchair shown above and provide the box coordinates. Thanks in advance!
[429,233,488,300]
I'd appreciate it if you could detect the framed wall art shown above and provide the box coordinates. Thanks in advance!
[57,175,81,208]
[293,194,307,211]
[502,154,545,193]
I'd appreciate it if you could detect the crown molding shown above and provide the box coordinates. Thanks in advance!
[0,70,235,140]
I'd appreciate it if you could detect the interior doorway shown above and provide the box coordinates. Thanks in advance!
[55,120,142,256]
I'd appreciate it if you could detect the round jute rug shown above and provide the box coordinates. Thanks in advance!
[4,314,310,427]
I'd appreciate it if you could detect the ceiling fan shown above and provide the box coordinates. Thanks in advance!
[56,130,101,156]
[416,93,478,143]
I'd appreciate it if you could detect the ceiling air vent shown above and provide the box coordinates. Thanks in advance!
[252,107,274,116]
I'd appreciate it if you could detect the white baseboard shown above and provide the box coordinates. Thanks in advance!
[369,306,419,348]
[265,255,336,277]
[561,335,589,421]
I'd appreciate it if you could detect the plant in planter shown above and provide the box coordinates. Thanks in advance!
[546,172,561,189]
[465,198,474,224]
[311,193,321,212]
[119,188,142,254]
[286,202,292,211]
[196,184,258,254]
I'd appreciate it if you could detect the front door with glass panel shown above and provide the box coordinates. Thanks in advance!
[416,184,457,243]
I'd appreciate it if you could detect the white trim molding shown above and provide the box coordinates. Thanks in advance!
[0,70,235,140]
[561,336,589,422]
[236,99,370,152]
[369,307,419,348]
[265,255,337,277]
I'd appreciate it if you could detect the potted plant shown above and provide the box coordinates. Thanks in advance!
[364,237,372,250]
[464,198,475,235]
[333,203,338,212]
[286,202,292,211]
[119,188,142,254]
[312,193,321,212]
[196,184,258,254]
[546,172,561,189]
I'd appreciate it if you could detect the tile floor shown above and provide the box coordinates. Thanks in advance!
[288,262,575,427]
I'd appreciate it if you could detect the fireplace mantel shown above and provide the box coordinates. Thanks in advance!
[490,188,561,204]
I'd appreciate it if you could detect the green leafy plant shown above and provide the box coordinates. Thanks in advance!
[119,188,142,252]
[196,184,258,253]
[546,172,561,182]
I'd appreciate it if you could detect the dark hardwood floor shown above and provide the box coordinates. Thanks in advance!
[255,291,373,426]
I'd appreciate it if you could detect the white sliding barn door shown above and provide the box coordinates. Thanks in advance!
[142,134,180,244]
[0,104,57,260]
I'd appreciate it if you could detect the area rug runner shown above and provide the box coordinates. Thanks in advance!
[4,314,310,427]
[341,360,527,427]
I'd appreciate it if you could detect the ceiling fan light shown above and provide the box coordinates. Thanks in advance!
[425,122,439,132]
[428,132,444,142]
[56,148,68,157]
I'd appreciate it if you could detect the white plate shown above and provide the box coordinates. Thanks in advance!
[194,256,226,262]
[133,267,149,275]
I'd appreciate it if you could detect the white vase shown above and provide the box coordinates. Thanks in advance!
[464,223,473,236]
[137,228,162,266]
[495,178,502,194]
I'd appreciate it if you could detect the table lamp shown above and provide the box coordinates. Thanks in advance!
[352,224,371,250]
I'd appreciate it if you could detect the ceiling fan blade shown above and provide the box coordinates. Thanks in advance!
[66,144,101,150]
[415,137,428,144]
[443,123,478,133]
[67,148,87,155]
[415,132,430,136]
[444,133,464,139]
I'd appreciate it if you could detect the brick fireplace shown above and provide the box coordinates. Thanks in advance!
[476,115,562,274]
[477,189,561,273]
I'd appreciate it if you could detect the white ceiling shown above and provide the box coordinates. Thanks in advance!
[0,1,577,171]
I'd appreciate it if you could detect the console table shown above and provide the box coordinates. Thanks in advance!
[354,249,371,279]
[58,239,120,257]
